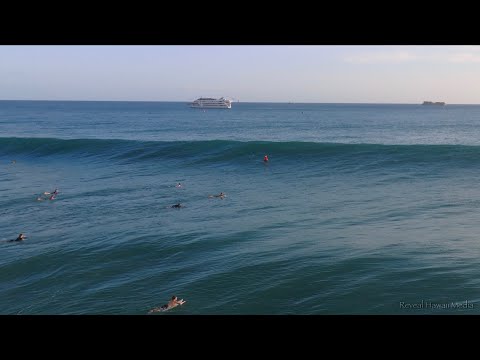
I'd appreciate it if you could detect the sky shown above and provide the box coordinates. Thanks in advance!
[1,45,480,104]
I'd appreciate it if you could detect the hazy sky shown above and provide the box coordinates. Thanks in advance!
[1,45,480,103]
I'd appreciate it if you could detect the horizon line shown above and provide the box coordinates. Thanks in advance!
[1,99,477,105]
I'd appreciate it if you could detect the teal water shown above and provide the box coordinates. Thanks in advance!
[1,101,480,314]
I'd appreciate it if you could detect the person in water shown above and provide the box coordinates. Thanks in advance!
[263,155,269,162]
[209,192,225,199]
[37,188,58,201]
[44,188,58,196]
[7,233,26,242]
[176,183,182,188]
[149,296,186,313]
[171,203,183,208]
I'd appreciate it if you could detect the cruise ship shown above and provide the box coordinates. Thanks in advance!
[190,97,232,109]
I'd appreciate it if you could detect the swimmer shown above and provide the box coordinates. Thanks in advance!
[37,188,58,201]
[263,155,269,162]
[208,192,225,199]
[149,296,186,313]
[176,183,182,188]
[7,233,26,242]
[171,203,183,208]
[44,188,58,196]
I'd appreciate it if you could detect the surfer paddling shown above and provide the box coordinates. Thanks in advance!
[148,296,186,313]
[6,233,26,243]
[208,192,225,199]
[37,188,58,201]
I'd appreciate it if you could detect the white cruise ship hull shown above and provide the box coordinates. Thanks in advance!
[189,97,232,109]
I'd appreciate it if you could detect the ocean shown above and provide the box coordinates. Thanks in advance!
[1,100,480,314]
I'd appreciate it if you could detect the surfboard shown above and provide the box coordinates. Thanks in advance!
[148,300,186,314]
[148,306,168,314]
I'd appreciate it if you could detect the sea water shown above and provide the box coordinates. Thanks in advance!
[1,101,480,314]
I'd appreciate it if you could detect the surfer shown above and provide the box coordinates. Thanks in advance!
[7,233,26,242]
[148,296,186,313]
[263,155,269,162]
[209,192,225,199]
[44,188,58,196]
[37,188,58,201]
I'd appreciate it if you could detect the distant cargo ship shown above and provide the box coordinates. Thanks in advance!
[422,101,446,106]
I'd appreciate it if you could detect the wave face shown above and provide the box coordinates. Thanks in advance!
[2,137,480,169]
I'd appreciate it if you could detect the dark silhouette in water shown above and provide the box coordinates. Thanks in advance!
[7,233,26,242]
[209,192,225,199]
